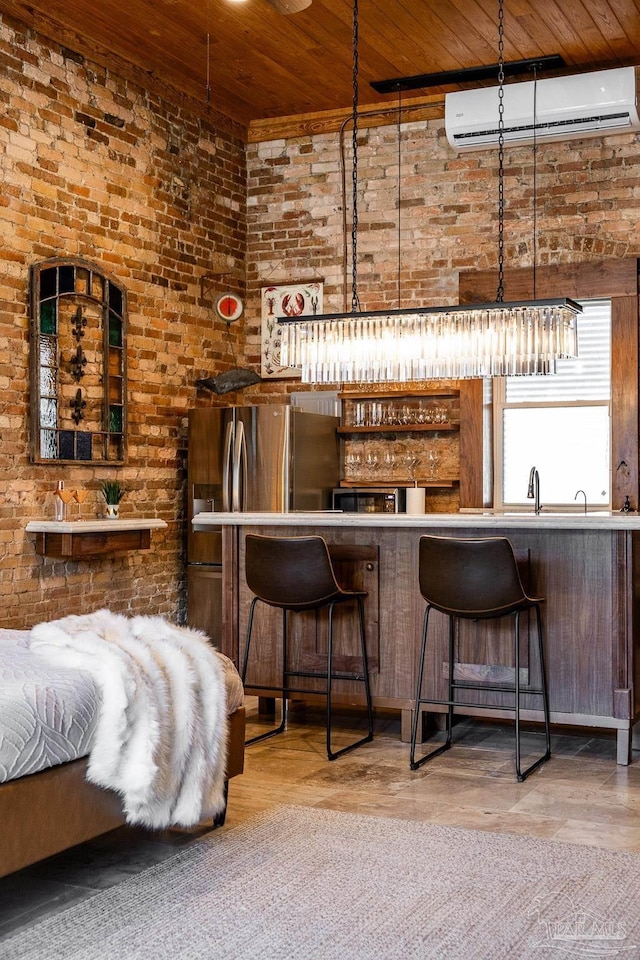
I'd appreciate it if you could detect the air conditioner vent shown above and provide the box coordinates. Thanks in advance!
[445,67,639,151]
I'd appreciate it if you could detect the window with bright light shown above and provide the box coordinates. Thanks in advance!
[495,299,611,509]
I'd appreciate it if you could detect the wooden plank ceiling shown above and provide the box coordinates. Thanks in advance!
[0,0,638,140]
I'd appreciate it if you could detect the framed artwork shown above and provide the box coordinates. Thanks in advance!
[261,281,323,378]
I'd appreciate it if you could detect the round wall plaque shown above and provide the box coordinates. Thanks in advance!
[214,292,244,322]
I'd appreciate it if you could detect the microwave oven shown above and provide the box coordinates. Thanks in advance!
[331,488,405,513]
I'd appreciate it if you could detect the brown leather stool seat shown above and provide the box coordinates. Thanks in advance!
[411,535,551,781]
[241,534,374,760]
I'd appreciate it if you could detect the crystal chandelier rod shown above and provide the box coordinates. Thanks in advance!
[350,0,360,312]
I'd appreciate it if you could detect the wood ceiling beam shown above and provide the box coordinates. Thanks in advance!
[247,92,445,143]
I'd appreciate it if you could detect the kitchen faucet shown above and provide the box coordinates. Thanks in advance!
[527,466,542,514]
[574,489,587,515]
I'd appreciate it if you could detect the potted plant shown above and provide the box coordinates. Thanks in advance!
[101,479,125,519]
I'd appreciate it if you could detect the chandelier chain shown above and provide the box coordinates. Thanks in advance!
[496,0,505,302]
[397,87,402,308]
[351,0,360,311]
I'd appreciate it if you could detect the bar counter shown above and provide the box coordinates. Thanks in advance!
[194,510,640,764]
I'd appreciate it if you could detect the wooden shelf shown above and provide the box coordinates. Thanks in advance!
[338,389,459,400]
[339,479,457,488]
[338,423,459,434]
[26,519,168,558]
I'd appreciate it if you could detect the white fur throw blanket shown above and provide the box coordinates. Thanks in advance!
[30,609,228,829]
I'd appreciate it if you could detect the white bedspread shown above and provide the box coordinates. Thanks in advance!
[29,610,229,829]
[0,629,98,783]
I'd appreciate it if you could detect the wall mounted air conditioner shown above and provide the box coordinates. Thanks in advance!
[445,66,639,151]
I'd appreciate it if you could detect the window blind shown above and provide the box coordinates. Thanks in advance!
[505,299,611,403]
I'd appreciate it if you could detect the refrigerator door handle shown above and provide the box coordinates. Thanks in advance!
[232,420,247,512]
[222,420,233,512]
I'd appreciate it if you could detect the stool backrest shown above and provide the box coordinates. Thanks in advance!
[245,534,342,609]
[419,535,530,618]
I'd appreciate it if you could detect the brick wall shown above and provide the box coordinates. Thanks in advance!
[0,15,246,628]
[243,112,639,391]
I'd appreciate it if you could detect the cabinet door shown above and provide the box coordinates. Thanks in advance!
[187,566,222,648]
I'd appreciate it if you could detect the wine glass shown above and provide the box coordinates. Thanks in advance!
[73,488,89,520]
[404,454,419,479]
[383,451,396,478]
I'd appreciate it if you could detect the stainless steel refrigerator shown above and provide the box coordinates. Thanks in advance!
[186,405,340,649]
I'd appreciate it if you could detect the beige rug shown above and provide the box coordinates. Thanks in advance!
[4,805,640,959]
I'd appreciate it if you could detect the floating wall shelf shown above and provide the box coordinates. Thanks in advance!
[26,519,168,559]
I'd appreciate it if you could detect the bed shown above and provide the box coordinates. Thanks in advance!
[0,623,245,878]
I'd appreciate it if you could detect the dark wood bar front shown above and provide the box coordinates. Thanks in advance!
[203,512,640,765]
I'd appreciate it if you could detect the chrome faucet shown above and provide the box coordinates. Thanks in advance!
[574,489,587,515]
[527,466,542,514]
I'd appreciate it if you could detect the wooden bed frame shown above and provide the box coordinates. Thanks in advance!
[0,705,245,878]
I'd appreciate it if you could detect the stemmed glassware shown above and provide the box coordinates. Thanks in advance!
[345,452,363,478]
[364,451,378,479]
[55,486,74,521]
[433,406,449,424]
[383,451,396,478]
[403,455,419,480]
[73,488,89,520]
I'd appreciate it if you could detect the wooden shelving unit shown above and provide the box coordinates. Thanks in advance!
[338,389,462,492]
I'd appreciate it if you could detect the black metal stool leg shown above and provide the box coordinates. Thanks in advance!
[410,605,430,769]
[411,606,454,769]
[358,595,375,742]
[241,596,258,684]
[536,604,552,758]
[281,607,289,731]
[515,610,522,778]
[327,597,375,761]
[516,604,551,782]
[444,616,455,749]
[244,600,287,746]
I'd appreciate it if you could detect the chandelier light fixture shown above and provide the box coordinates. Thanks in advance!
[280,0,580,384]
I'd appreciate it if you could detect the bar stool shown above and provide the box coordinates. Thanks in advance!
[410,535,551,781]
[241,534,374,761]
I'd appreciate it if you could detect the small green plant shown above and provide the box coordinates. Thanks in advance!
[101,479,125,505]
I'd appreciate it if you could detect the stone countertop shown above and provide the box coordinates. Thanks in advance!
[191,510,640,531]
[26,519,168,533]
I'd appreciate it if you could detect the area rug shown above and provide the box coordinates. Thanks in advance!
[4,805,640,960]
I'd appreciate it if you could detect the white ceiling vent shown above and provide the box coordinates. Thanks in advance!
[445,66,639,151]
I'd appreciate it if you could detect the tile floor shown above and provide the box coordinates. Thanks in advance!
[2,701,640,941]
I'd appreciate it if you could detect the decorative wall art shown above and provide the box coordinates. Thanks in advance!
[261,281,323,378]
[30,257,127,463]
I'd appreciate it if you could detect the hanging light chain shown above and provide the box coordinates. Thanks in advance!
[496,0,505,302]
[397,86,402,308]
[205,0,211,106]
[351,0,360,312]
